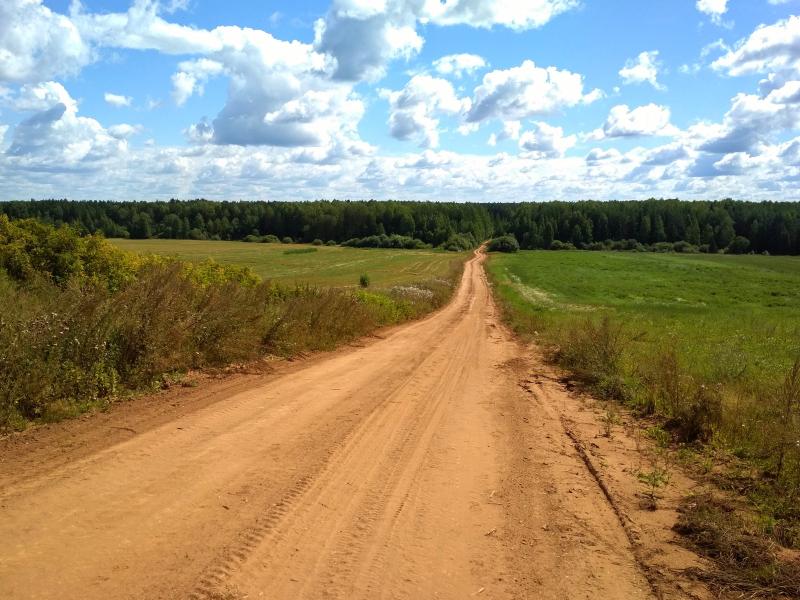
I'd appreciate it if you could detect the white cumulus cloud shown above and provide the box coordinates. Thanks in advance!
[0,0,91,83]
[591,104,677,139]
[518,122,576,158]
[5,81,76,111]
[5,82,127,169]
[104,93,132,107]
[432,53,486,78]
[696,0,729,25]
[422,0,580,30]
[619,51,664,90]
[466,60,601,125]
[171,59,224,105]
[380,74,469,148]
[313,0,578,82]
[712,15,800,77]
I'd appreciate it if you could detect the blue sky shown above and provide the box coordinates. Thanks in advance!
[1,0,799,200]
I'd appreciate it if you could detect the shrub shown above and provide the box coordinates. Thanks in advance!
[586,241,608,251]
[0,215,139,290]
[673,241,698,253]
[441,233,476,252]
[325,240,337,246]
[311,238,323,246]
[283,248,317,256]
[281,236,293,244]
[549,240,576,251]
[263,234,280,244]
[359,273,370,288]
[609,238,647,252]
[651,242,675,253]
[487,235,520,253]
[726,236,751,255]
[341,234,428,249]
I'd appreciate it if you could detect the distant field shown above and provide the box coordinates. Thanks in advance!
[487,251,800,380]
[111,239,466,288]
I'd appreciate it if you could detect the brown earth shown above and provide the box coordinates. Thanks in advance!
[0,249,708,599]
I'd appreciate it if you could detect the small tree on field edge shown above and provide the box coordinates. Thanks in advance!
[487,235,520,253]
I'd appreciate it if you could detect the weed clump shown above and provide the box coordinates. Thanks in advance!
[556,315,627,400]
[675,494,800,597]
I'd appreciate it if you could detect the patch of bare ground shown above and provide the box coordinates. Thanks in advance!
[508,346,719,600]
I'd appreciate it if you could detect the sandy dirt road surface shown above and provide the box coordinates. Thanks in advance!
[0,250,659,600]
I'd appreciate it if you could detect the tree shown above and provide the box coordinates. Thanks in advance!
[487,235,520,253]
[129,213,153,239]
[725,236,751,254]
[653,215,667,242]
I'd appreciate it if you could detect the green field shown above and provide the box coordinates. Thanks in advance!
[111,239,466,288]
[487,251,800,381]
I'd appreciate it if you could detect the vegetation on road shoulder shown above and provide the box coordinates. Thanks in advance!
[486,249,800,592]
[0,217,463,431]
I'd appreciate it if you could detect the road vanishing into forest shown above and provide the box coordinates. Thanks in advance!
[0,250,656,599]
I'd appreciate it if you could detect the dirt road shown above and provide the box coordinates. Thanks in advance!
[0,250,656,599]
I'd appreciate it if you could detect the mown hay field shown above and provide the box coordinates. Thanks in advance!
[112,239,466,288]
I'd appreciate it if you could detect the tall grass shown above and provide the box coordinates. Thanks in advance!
[0,218,462,431]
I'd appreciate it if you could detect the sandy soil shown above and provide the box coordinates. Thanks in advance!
[0,249,702,599]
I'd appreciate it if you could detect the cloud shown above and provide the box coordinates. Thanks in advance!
[642,143,690,166]
[488,120,521,146]
[184,119,214,144]
[466,60,601,124]
[619,51,664,90]
[695,82,800,154]
[171,58,224,105]
[5,82,126,169]
[212,85,366,148]
[712,15,800,77]
[380,74,469,148]
[108,124,142,139]
[312,0,579,82]
[422,0,580,30]
[591,104,678,139]
[312,1,423,81]
[72,0,225,55]
[518,122,576,158]
[3,0,798,201]
[4,81,76,112]
[0,0,91,83]
[432,53,486,78]
[104,93,132,107]
[68,1,368,152]
[696,0,729,25]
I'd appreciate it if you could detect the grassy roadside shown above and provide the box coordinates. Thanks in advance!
[0,217,466,432]
[486,250,800,594]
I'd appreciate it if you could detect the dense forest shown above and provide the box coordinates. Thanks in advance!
[1,198,798,254]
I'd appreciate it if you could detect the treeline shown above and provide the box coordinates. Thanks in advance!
[1,198,799,254]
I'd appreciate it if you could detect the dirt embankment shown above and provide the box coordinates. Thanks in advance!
[0,250,708,599]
